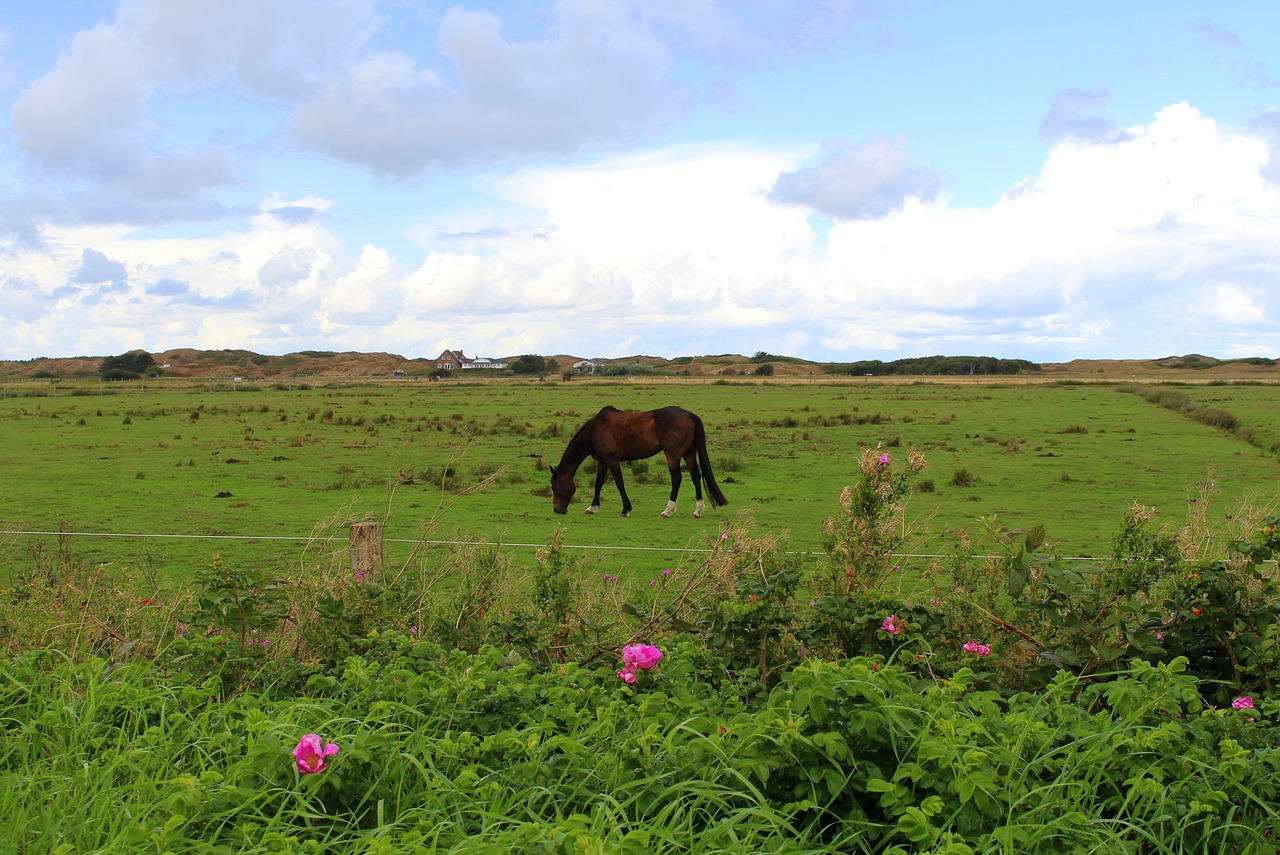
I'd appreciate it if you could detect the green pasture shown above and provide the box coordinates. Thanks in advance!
[3,377,1278,584]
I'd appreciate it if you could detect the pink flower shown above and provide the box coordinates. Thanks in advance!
[623,644,664,670]
[617,644,663,683]
[962,641,991,657]
[293,734,339,774]
[878,453,890,464]
[1232,696,1256,710]
[880,615,904,636]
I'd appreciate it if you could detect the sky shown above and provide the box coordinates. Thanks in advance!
[2,1,1279,364]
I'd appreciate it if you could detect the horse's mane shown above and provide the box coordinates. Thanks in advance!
[562,406,617,457]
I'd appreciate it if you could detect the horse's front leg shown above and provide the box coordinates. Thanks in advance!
[587,463,609,514]
[661,455,682,518]
[609,462,633,516]
[683,452,706,518]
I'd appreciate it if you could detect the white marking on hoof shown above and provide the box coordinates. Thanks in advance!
[693,500,705,518]
[620,510,630,517]
[585,505,599,515]
[661,500,677,518]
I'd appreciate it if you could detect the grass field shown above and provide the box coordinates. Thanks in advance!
[3,376,1278,586]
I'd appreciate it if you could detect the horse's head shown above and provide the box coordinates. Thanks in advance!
[549,465,575,514]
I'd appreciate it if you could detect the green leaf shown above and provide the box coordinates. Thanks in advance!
[1008,563,1030,599]
[897,806,935,844]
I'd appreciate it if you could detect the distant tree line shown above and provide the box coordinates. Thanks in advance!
[511,355,556,375]
[1168,356,1277,370]
[750,351,808,365]
[99,350,156,380]
[83,349,1039,381]
[832,355,1039,376]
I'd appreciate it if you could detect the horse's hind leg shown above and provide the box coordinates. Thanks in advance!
[609,461,633,516]
[683,451,705,518]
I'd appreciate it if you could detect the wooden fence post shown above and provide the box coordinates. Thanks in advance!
[349,522,383,582]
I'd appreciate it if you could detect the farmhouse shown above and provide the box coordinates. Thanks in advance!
[572,359,603,374]
[434,349,467,369]
[433,349,508,370]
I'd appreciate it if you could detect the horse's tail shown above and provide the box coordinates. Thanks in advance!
[693,414,729,508]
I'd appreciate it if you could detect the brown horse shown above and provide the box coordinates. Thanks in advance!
[550,406,729,518]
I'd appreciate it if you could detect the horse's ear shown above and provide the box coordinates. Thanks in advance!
[549,465,558,476]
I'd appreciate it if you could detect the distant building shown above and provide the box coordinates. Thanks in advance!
[462,357,508,370]
[434,349,468,370]
[434,349,507,370]
[573,360,603,374]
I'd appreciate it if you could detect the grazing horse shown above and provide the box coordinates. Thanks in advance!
[550,406,729,518]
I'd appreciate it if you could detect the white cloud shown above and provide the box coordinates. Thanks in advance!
[8,0,372,223]
[821,322,905,352]
[287,0,687,176]
[1200,282,1266,323]
[320,245,403,324]
[6,0,698,242]
[499,143,813,286]
[820,104,1280,319]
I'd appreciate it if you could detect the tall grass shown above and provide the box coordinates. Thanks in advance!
[4,644,1277,853]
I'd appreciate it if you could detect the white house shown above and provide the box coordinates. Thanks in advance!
[461,357,508,369]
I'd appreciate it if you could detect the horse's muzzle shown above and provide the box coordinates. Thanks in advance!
[553,507,567,515]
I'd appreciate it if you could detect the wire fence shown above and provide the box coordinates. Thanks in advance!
[0,526,1124,563]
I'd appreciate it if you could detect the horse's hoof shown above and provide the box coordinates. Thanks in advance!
[585,506,598,515]
[692,511,703,519]
[620,509,631,517]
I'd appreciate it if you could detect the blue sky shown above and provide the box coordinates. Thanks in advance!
[2,1,1279,363]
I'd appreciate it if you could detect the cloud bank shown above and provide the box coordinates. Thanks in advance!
[1,2,1278,362]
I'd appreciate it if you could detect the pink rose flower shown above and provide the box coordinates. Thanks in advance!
[1232,696,1256,710]
[293,734,340,774]
[880,615,904,636]
[878,453,890,464]
[622,644,664,670]
[962,641,991,657]
[617,644,663,683]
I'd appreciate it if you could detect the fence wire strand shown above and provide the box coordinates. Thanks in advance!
[0,527,1123,562]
